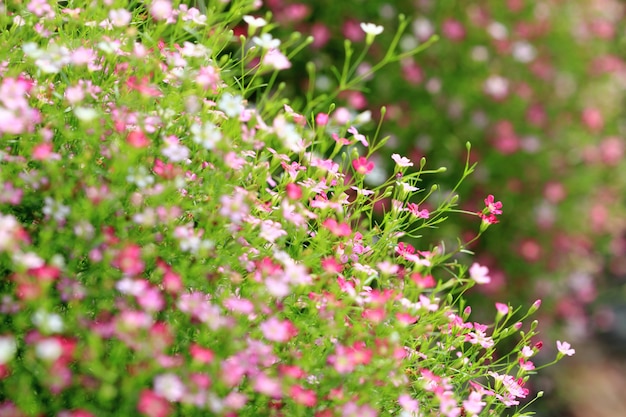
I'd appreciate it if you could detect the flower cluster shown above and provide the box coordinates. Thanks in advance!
[0,1,571,416]
[263,0,626,348]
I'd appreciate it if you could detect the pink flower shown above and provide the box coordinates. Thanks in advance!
[113,244,145,276]
[260,316,297,342]
[484,195,503,215]
[137,389,172,417]
[495,302,509,316]
[252,372,282,398]
[263,49,291,70]
[290,385,317,407]
[351,156,374,175]
[398,393,419,412]
[463,391,486,415]
[315,113,329,125]
[189,344,214,364]
[149,0,173,21]
[127,129,151,148]
[519,358,535,371]
[411,272,435,288]
[556,340,575,356]
[348,126,369,147]
[469,263,491,284]
[406,203,430,219]
[322,218,352,237]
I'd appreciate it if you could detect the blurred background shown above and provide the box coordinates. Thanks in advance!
[254,0,626,415]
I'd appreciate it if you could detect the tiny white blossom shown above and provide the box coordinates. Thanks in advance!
[32,310,64,333]
[74,106,98,122]
[162,142,190,162]
[108,9,132,27]
[360,22,384,36]
[243,15,267,29]
[252,33,281,49]
[217,93,244,118]
[512,41,536,63]
[126,166,155,189]
[43,197,71,222]
[483,75,509,100]
[154,373,187,402]
[0,336,17,365]
[191,121,223,150]
[35,338,63,361]
[12,251,45,269]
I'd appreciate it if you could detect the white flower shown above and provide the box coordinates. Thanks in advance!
[191,121,223,150]
[412,17,434,41]
[252,33,281,49]
[243,15,267,30]
[392,153,414,167]
[162,142,190,162]
[483,75,509,100]
[150,0,173,21]
[487,22,508,40]
[180,41,208,58]
[12,251,45,269]
[32,310,64,333]
[43,197,71,222]
[0,336,17,365]
[217,93,244,118]
[126,166,155,189]
[35,338,62,361]
[512,41,536,63]
[360,22,384,36]
[108,9,132,27]
[154,373,186,402]
[74,106,98,122]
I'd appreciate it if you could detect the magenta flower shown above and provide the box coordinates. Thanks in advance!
[351,156,374,175]
[407,203,430,219]
[484,194,503,215]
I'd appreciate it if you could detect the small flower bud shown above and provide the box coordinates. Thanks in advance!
[528,299,541,314]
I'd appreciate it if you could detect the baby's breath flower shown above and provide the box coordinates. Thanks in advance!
[243,15,267,32]
[126,166,155,189]
[360,22,384,44]
[32,310,64,333]
[73,106,98,122]
[217,93,244,118]
[252,33,281,50]
[43,197,70,222]
[191,121,223,150]
[35,338,62,361]
[108,9,132,27]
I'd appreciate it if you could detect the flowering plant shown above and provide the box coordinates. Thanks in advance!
[0,1,571,416]
[262,0,626,352]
